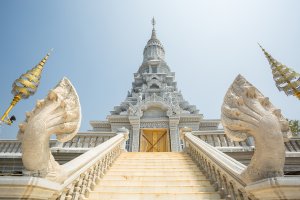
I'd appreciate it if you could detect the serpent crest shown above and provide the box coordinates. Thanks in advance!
[17,77,81,182]
[221,74,289,183]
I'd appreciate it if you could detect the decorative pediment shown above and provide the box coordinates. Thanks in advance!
[127,93,181,118]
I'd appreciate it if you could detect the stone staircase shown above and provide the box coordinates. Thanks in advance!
[88,152,222,200]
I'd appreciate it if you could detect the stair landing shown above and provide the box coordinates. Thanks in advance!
[88,152,222,200]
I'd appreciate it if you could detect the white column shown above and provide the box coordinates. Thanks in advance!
[169,116,180,152]
[129,116,140,152]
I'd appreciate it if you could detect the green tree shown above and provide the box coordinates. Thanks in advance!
[288,120,300,136]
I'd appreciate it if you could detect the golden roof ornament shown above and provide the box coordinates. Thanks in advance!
[0,50,52,125]
[259,44,300,100]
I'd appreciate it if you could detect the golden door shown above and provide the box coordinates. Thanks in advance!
[140,129,170,152]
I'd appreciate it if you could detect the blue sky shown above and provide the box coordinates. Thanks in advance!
[0,0,299,139]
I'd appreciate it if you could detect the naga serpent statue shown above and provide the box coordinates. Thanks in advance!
[221,74,290,183]
[17,77,81,182]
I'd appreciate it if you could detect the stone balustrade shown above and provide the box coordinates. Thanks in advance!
[181,130,300,200]
[182,131,250,200]
[0,132,128,200]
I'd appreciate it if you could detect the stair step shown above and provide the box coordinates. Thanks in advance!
[109,168,202,172]
[117,158,192,159]
[115,159,195,165]
[87,152,222,200]
[88,192,221,200]
[110,165,199,169]
[119,153,187,156]
[112,163,197,166]
[119,154,190,157]
[102,175,207,181]
[97,180,213,186]
[93,185,215,192]
[118,156,191,159]
[105,171,203,176]
[118,157,191,159]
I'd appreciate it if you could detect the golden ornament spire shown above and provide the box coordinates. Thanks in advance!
[0,50,52,125]
[259,44,300,100]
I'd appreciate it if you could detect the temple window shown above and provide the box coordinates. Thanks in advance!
[152,66,157,73]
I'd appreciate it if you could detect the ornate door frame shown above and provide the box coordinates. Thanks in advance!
[139,128,170,152]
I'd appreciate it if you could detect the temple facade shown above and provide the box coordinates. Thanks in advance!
[0,19,300,200]
[1,19,299,175]
[90,19,219,152]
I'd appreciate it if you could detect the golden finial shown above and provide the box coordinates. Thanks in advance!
[259,44,300,100]
[0,50,52,125]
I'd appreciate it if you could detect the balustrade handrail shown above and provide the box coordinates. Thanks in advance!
[182,131,300,200]
[184,132,246,174]
[182,131,251,199]
[55,132,128,199]
[0,132,128,200]
[60,133,125,185]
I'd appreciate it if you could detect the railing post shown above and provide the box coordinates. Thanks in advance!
[95,160,102,184]
[117,127,129,152]
[211,166,219,191]
[180,127,192,151]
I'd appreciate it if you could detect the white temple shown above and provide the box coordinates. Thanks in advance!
[90,18,219,152]
[0,19,300,200]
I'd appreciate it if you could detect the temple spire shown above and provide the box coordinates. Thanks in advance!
[143,18,165,62]
[152,17,156,29]
[151,17,157,39]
